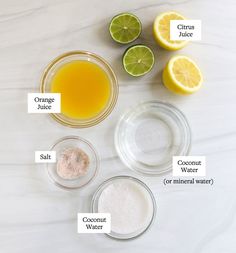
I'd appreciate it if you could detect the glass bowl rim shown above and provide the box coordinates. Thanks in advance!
[91,175,157,240]
[40,50,118,128]
[46,135,99,190]
[114,100,192,176]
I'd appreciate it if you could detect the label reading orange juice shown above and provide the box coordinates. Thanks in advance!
[28,93,61,113]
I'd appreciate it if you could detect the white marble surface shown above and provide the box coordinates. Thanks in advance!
[0,0,236,252]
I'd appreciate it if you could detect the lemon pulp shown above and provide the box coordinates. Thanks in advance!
[163,55,203,95]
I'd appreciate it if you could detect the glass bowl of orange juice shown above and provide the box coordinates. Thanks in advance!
[40,51,118,128]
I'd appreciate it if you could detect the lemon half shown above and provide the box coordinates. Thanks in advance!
[162,55,203,95]
[153,11,188,51]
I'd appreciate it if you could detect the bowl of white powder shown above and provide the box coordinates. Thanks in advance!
[47,136,99,190]
[91,176,156,239]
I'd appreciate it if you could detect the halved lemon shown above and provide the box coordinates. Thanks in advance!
[162,55,203,95]
[153,11,188,51]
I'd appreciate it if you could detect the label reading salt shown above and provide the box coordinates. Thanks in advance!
[77,213,111,233]
[170,20,201,41]
[35,151,56,163]
[28,93,61,113]
[173,156,206,177]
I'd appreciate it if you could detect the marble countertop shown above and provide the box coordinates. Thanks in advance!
[0,0,236,252]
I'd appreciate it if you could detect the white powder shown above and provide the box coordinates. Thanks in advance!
[98,178,153,235]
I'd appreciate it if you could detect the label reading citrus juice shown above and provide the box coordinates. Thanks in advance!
[170,20,201,41]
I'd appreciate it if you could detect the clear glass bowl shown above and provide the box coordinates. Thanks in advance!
[91,176,156,240]
[115,101,191,176]
[40,51,118,128]
[47,136,99,190]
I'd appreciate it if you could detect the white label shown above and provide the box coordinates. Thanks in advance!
[35,151,56,163]
[173,156,206,177]
[28,93,61,113]
[170,20,201,41]
[77,213,111,233]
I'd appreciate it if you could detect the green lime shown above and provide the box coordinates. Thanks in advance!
[109,13,142,44]
[123,45,155,76]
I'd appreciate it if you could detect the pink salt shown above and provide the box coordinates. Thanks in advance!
[57,147,89,179]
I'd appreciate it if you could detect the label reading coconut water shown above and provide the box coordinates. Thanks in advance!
[173,156,206,176]
[77,213,111,233]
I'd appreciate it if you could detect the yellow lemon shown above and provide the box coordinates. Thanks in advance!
[153,11,188,50]
[162,55,203,95]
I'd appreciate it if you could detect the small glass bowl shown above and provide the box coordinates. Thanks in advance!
[91,176,156,240]
[115,101,191,176]
[47,136,99,190]
[40,51,118,128]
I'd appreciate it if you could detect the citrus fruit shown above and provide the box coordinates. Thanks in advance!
[109,13,142,44]
[162,55,203,95]
[123,45,155,76]
[153,11,188,50]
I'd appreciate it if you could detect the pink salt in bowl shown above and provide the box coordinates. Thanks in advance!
[47,136,99,190]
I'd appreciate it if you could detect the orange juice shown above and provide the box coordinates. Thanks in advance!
[51,60,111,119]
